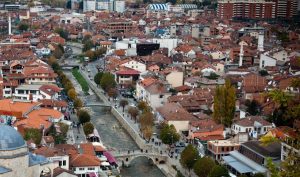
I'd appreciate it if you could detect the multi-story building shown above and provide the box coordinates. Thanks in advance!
[103,19,133,36]
[207,140,241,161]
[217,0,298,19]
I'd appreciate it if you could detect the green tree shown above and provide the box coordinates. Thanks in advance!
[193,157,216,177]
[83,40,94,52]
[67,88,77,100]
[268,89,291,108]
[259,135,279,146]
[180,144,199,173]
[83,122,94,136]
[253,173,265,177]
[48,56,57,66]
[208,165,230,177]
[291,78,300,90]
[100,73,116,91]
[245,99,260,115]
[213,80,236,127]
[266,158,280,177]
[139,111,154,140]
[259,70,269,76]
[24,128,42,145]
[57,122,69,136]
[18,23,29,32]
[78,110,91,124]
[94,72,103,86]
[119,99,128,112]
[280,152,300,177]
[128,106,139,122]
[160,123,180,145]
[54,28,68,40]
[205,72,219,80]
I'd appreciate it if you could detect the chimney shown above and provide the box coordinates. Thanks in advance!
[239,43,244,67]
[258,32,264,52]
[8,15,11,35]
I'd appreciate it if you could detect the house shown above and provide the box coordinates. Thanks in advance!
[156,103,197,133]
[115,69,140,88]
[23,65,57,84]
[259,53,276,69]
[44,167,77,177]
[136,78,172,110]
[207,140,240,161]
[278,77,300,93]
[242,73,267,99]
[120,59,146,73]
[163,68,184,88]
[189,119,225,142]
[14,84,62,101]
[34,146,70,170]
[231,116,273,138]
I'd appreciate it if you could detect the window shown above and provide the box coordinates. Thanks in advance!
[159,95,164,98]
[262,60,265,67]
[221,147,224,152]
[63,160,66,166]
[88,167,95,170]
[59,161,62,166]
[79,168,84,171]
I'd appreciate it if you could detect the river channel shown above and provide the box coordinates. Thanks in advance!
[85,94,166,177]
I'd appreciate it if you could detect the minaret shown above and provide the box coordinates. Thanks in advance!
[258,32,264,52]
[239,43,244,67]
[8,15,11,35]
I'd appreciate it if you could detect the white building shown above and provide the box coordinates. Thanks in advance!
[114,1,125,13]
[152,38,178,56]
[259,53,276,69]
[14,84,61,101]
[231,116,273,138]
[120,59,146,73]
[83,0,96,12]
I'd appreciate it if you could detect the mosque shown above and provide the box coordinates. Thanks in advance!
[0,125,57,177]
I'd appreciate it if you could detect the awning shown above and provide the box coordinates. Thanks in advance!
[222,151,267,174]
[88,172,98,177]
[101,162,110,166]
[103,151,117,164]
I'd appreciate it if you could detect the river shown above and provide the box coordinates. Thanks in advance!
[86,94,166,177]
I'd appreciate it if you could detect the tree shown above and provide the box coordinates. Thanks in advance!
[160,123,180,145]
[85,50,95,61]
[180,144,199,173]
[193,157,216,177]
[280,152,300,177]
[18,23,29,32]
[48,56,57,65]
[78,110,91,124]
[266,158,280,177]
[139,112,154,140]
[205,72,219,80]
[83,122,94,136]
[128,107,139,122]
[67,89,77,100]
[137,101,149,112]
[57,122,69,136]
[53,46,64,59]
[54,28,68,40]
[268,89,292,125]
[24,128,42,145]
[259,70,269,76]
[100,73,116,91]
[94,72,103,86]
[253,173,265,177]
[259,135,279,146]
[107,88,118,100]
[245,99,260,115]
[74,98,83,109]
[83,40,94,52]
[119,99,128,112]
[213,80,236,127]
[208,165,230,177]
[291,78,300,90]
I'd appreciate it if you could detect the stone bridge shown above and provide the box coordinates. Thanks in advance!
[112,151,168,167]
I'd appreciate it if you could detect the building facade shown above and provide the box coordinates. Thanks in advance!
[217,0,298,19]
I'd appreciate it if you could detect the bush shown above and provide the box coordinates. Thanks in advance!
[78,109,91,124]
[24,128,42,145]
[83,122,94,136]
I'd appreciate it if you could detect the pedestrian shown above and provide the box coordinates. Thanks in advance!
[76,136,79,139]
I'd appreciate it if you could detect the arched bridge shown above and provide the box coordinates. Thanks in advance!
[112,150,168,167]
